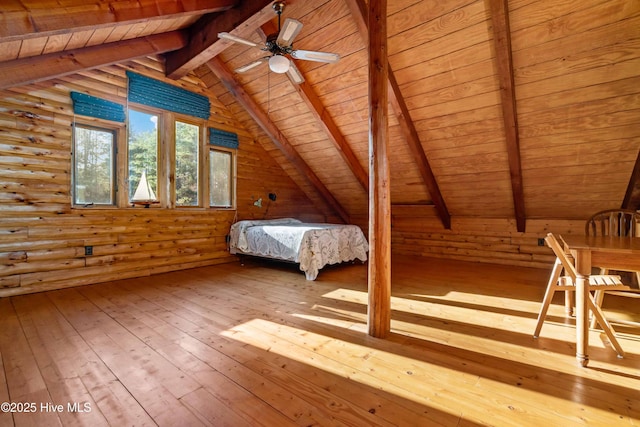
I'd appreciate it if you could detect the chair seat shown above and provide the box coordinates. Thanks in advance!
[557,274,627,288]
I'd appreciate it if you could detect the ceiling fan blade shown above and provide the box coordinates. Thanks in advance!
[235,57,268,73]
[276,18,303,47]
[291,49,340,63]
[286,61,305,84]
[218,32,260,48]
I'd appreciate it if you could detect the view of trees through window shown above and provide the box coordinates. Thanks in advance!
[128,109,159,201]
[75,106,235,209]
[73,125,115,205]
[210,149,232,207]
[175,121,199,206]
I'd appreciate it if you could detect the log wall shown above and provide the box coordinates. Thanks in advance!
[391,205,584,270]
[0,58,323,297]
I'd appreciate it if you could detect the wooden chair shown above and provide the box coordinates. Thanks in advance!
[585,209,639,238]
[585,209,640,328]
[533,233,632,357]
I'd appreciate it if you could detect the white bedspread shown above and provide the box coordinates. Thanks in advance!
[229,218,368,280]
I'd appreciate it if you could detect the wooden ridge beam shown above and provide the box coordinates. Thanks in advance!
[0,0,235,42]
[206,56,351,224]
[345,0,451,230]
[165,0,274,80]
[0,31,187,90]
[489,0,526,232]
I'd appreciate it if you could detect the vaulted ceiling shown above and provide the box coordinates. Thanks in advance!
[1,0,639,230]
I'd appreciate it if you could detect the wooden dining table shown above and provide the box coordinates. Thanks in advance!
[561,235,640,366]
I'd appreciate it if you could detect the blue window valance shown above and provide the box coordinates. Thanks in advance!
[209,127,239,149]
[126,71,210,120]
[70,91,126,122]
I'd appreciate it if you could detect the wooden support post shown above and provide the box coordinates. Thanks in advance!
[367,0,391,338]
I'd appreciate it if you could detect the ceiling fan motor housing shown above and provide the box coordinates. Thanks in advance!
[266,33,293,55]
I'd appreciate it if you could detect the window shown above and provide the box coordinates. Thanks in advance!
[128,109,159,202]
[72,91,237,210]
[73,124,116,206]
[175,120,200,206]
[210,148,233,207]
[208,127,237,208]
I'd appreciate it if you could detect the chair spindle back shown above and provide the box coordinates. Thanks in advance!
[585,209,639,237]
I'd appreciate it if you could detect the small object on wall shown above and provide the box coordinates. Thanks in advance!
[268,193,277,202]
[253,198,263,208]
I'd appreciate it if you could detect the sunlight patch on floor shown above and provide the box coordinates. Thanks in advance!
[220,317,625,426]
[221,318,438,405]
[318,288,639,376]
[322,288,537,334]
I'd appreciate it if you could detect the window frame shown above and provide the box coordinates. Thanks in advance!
[208,145,236,209]
[127,106,162,208]
[173,116,204,208]
[71,100,238,211]
[71,122,118,208]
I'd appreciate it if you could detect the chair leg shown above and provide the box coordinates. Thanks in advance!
[588,267,610,328]
[534,258,563,338]
[564,291,574,316]
[590,290,605,329]
[587,295,625,357]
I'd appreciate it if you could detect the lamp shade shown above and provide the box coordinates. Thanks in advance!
[268,55,290,73]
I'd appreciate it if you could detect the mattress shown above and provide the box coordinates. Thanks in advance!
[229,218,368,280]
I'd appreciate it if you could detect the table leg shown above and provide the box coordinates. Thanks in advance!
[573,249,591,367]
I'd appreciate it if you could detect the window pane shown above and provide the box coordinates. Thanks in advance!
[210,149,232,207]
[74,126,115,205]
[128,109,158,201]
[175,121,200,206]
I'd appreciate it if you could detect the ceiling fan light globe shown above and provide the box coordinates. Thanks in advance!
[269,55,290,73]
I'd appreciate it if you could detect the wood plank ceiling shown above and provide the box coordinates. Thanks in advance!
[0,0,639,229]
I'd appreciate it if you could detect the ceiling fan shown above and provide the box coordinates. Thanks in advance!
[217,1,340,84]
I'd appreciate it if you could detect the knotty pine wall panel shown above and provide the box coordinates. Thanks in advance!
[509,0,640,218]
[0,58,323,297]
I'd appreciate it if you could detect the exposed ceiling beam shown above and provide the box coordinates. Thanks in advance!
[0,0,235,42]
[0,31,187,90]
[256,21,369,193]
[387,72,451,230]
[345,0,451,230]
[165,0,275,80]
[292,79,369,192]
[206,56,351,223]
[488,0,526,232]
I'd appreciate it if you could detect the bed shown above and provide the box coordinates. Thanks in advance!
[229,218,369,280]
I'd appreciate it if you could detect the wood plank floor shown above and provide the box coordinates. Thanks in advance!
[0,256,638,426]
